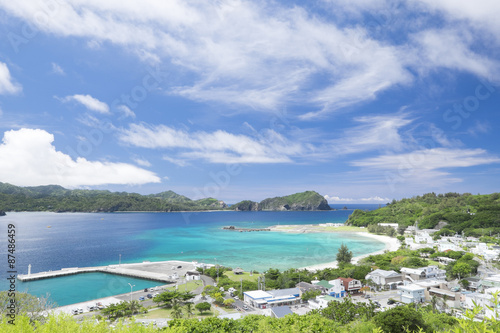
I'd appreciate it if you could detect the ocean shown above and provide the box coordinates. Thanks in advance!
[1,204,384,306]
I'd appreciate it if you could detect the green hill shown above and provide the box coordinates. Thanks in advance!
[0,182,226,213]
[346,192,500,236]
[232,191,331,211]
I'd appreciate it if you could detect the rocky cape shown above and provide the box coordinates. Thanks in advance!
[232,191,331,211]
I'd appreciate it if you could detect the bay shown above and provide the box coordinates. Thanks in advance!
[1,205,384,306]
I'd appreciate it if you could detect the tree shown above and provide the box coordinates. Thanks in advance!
[318,296,376,325]
[301,290,321,301]
[195,302,211,314]
[0,291,56,324]
[185,302,194,318]
[223,298,235,307]
[336,243,353,265]
[452,262,471,279]
[171,303,183,319]
[373,304,428,333]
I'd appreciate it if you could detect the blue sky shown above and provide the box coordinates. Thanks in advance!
[0,0,499,203]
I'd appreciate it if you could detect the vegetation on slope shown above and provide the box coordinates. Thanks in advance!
[0,182,225,213]
[347,192,500,236]
[232,191,331,211]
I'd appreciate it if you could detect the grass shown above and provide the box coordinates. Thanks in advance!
[135,305,219,320]
[164,280,203,292]
[225,271,259,283]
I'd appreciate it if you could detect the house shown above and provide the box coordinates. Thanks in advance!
[308,295,339,309]
[437,241,460,252]
[270,306,293,318]
[464,277,480,290]
[398,284,425,304]
[312,279,346,298]
[401,266,446,282]
[296,281,325,295]
[462,288,500,318]
[337,277,362,294]
[415,232,433,244]
[185,270,201,281]
[243,288,300,309]
[365,269,403,290]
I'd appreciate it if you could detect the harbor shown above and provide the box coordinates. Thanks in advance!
[17,260,207,283]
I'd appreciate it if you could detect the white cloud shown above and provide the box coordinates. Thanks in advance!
[324,194,390,203]
[117,105,135,118]
[61,94,110,114]
[119,123,305,164]
[0,128,161,187]
[330,113,413,155]
[51,62,65,75]
[133,158,151,167]
[415,0,500,41]
[0,62,22,95]
[411,29,500,82]
[163,155,189,167]
[0,0,412,116]
[351,147,500,186]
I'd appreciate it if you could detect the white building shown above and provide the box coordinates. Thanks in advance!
[243,288,300,309]
[365,269,403,290]
[462,288,500,319]
[398,284,425,304]
[437,241,460,252]
[415,232,434,244]
[401,266,446,282]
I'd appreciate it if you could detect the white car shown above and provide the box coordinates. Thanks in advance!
[71,309,79,315]
[234,296,239,300]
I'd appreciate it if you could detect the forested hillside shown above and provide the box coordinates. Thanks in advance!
[0,182,225,213]
[347,192,500,236]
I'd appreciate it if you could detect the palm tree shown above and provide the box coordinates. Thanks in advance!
[171,303,183,319]
[129,300,141,315]
[185,302,194,318]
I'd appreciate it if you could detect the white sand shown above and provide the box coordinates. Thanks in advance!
[300,232,400,271]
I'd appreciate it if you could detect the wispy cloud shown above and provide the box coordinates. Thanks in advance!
[60,94,110,114]
[0,128,161,187]
[0,62,21,95]
[324,194,390,203]
[329,113,414,155]
[117,105,135,118]
[51,62,65,76]
[119,123,305,164]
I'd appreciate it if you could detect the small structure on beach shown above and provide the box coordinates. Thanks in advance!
[233,267,244,275]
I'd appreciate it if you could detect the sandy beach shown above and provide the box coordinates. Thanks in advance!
[269,224,400,271]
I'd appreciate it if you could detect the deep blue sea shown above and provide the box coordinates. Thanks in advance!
[0,204,383,306]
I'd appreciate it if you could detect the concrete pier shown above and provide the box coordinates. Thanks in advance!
[17,260,208,283]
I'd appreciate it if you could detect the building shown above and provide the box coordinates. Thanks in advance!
[462,288,500,319]
[185,270,201,281]
[296,281,326,295]
[398,284,425,304]
[337,278,362,294]
[308,295,339,309]
[437,241,460,252]
[270,306,293,318]
[365,269,403,290]
[312,280,346,298]
[243,288,300,309]
[401,266,446,282]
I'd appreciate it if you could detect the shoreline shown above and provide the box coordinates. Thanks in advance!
[269,224,400,271]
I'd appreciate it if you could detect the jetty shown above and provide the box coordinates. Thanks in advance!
[17,260,207,283]
[222,225,271,232]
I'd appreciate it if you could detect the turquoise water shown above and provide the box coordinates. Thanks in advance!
[0,207,384,306]
[17,273,164,306]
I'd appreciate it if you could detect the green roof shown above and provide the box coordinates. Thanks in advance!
[316,280,332,289]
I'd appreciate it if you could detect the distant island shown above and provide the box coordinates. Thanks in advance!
[0,182,331,213]
[231,191,331,211]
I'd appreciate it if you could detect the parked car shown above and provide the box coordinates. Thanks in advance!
[77,308,83,314]
[139,296,145,301]
[71,309,79,315]
[144,288,148,292]
[387,299,396,305]
[242,305,248,310]
[234,296,239,300]
[364,295,371,299]
[147,294,153,299]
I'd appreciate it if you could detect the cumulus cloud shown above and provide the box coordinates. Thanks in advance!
[0,128,161,187]
[60,94,110,114]
[119,123,305,164]
[0,62,22,95]
[117,105,135,118]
